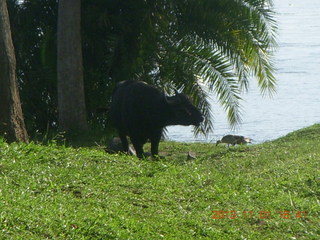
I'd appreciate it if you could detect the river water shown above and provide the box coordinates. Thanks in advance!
[167,0,320,143]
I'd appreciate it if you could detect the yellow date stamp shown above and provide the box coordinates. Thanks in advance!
[212,210,307,220]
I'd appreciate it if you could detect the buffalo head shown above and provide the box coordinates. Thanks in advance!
[165,92,204,126]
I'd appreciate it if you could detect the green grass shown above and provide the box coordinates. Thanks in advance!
[1,124,320,239]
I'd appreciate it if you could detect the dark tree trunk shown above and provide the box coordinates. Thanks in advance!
[0,0,28,143]
[57,0,88,133]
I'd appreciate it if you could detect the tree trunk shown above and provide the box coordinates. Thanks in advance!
[0,0,28,143]
[57,0,88,133]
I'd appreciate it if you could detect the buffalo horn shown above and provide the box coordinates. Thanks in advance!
[165,95,177,105]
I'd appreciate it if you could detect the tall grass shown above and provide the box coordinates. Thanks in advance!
[0,124,319,239]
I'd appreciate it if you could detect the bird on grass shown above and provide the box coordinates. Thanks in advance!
[216,135,252,147]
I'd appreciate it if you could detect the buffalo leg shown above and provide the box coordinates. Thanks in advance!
[150,129,162,156]
[118,132,129,153]
[130,136,144,158]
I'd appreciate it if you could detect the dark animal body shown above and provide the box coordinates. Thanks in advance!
[110,80,204,158]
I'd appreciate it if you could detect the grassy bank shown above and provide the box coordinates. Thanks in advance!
[0,124,320,239]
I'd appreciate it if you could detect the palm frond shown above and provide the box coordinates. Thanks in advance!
[178,37,243,128]
[185,80,214,137]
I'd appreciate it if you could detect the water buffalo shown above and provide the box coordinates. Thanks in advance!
[110,80,204,158]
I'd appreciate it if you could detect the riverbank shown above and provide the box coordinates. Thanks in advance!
[0,124,319,239]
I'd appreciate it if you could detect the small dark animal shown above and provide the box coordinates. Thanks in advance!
[105,137,136,155]
[110,80,204,158]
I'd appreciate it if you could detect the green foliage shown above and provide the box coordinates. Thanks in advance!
[0,124,319,239]
[8,0,277,136]
[8,0,58,133]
